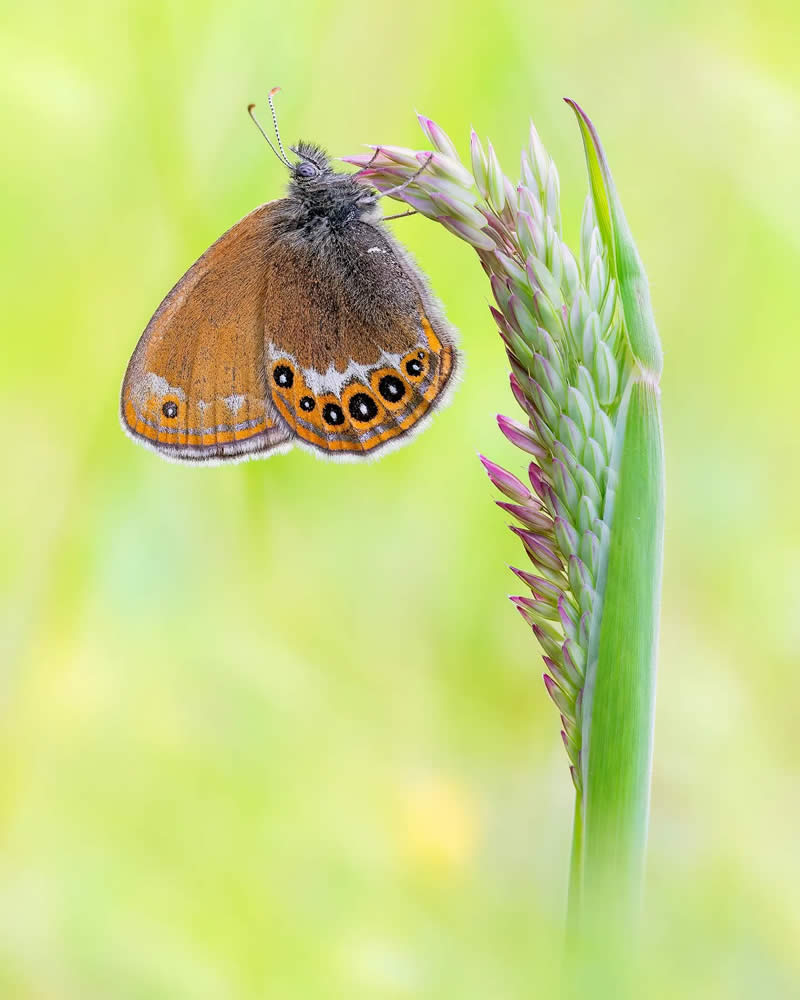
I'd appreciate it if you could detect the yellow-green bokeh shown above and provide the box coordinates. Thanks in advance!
[2,0,799,995]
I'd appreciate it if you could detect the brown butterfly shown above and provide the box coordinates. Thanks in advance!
[120,92,459,465]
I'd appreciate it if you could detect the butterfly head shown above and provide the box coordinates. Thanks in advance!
[290,142,333,180]
[285,141,378,230]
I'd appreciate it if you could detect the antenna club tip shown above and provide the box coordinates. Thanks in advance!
[247,103,256,112]
[269,86,281,97]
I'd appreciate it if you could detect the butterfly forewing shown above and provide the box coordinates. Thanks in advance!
[121,203,292,463]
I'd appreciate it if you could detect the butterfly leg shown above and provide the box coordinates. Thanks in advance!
[375,153,434,200]
[354,146,384,175]
[382,209,418,222]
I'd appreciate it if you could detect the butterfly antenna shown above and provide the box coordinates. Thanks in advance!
[247,100,292,169]
[267,87,294,167]
[247,104,286,166]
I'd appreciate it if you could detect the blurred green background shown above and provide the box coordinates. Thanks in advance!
[2,0,799,996]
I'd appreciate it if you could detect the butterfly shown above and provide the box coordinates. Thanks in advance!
[120,91,459,465]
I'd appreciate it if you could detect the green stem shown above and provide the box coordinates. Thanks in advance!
[567,792,584,934]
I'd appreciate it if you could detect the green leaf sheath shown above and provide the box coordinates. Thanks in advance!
[582,375,664,910]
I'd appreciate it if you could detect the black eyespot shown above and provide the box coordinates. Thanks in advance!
[322,402,345,426]
[162,401,178,419]
[378,375,406,402]
[296,160,318,178]
[348,392,379,423]
[299,396,316,412]
[273,365,294,389]
[405,358,424,377]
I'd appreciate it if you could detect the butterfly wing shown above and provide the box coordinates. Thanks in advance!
[121,202,292,464]
[262,220,459,460]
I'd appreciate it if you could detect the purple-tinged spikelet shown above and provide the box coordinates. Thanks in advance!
[344,113,625,779]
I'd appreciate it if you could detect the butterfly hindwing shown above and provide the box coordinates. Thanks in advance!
[120,203,292,464]
[262,221,458,459]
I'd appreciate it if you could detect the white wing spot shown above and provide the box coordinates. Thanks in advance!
[223,394,246,415]
[266,345,406,396]
[136,373,186,408]
[367,247,385,254]
[196,400,210,413]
